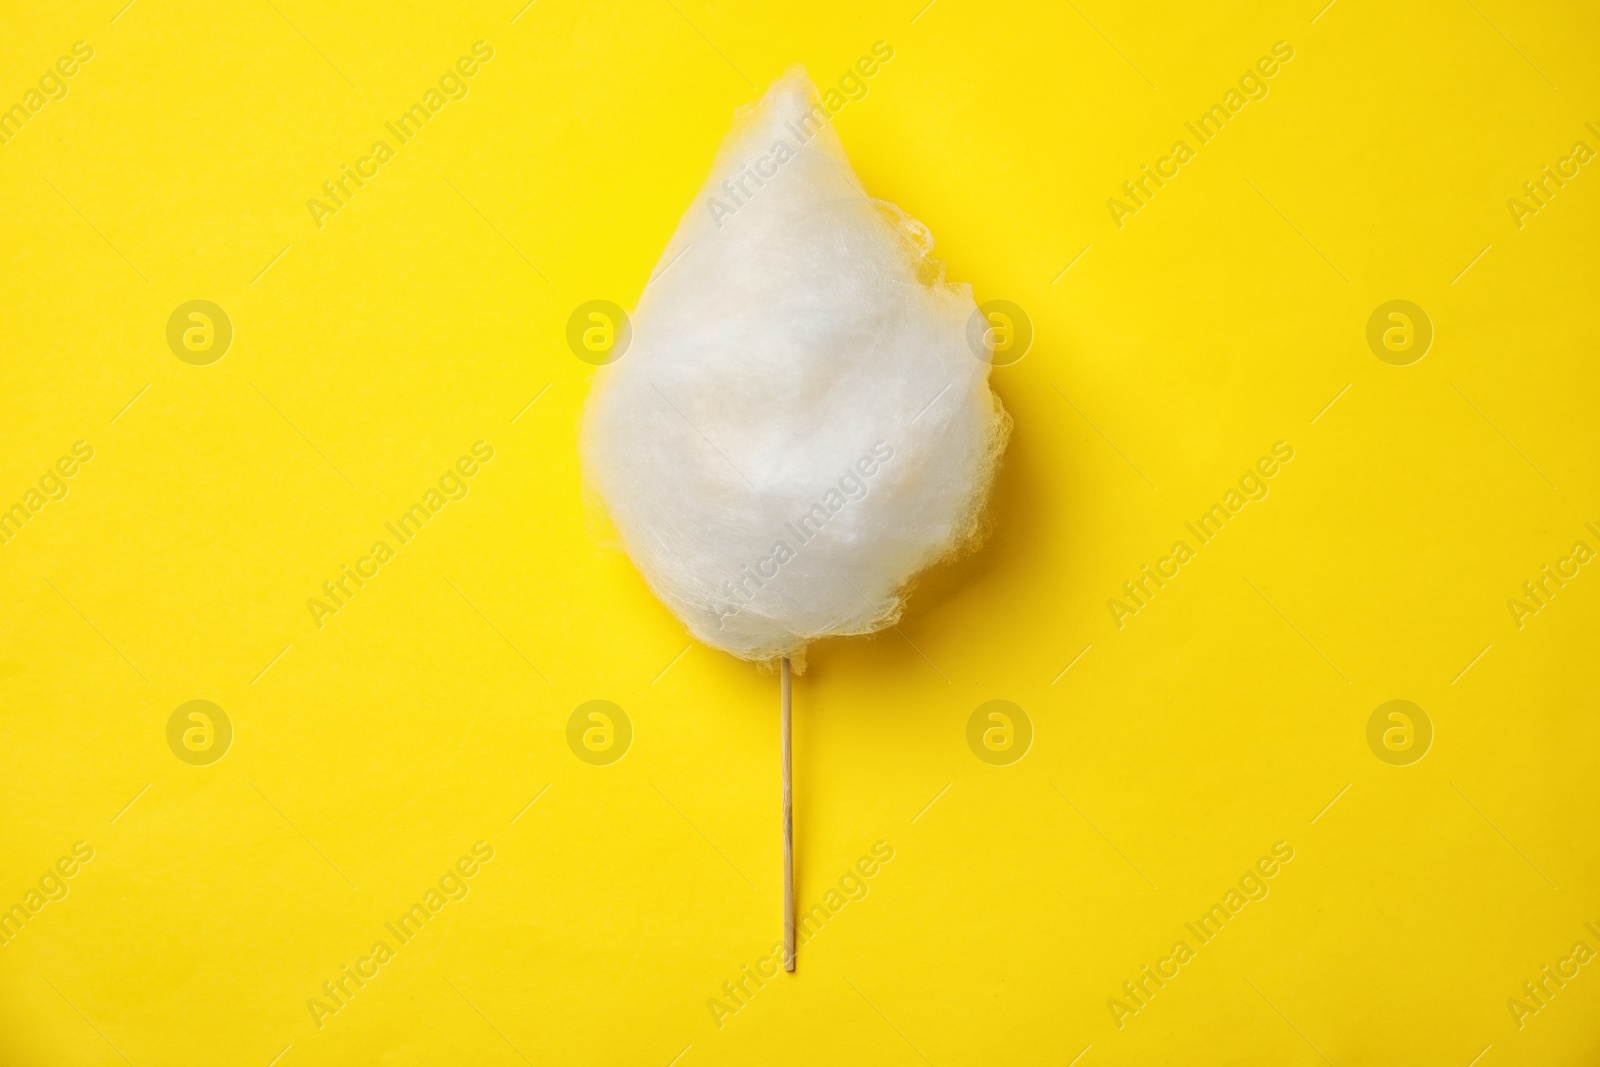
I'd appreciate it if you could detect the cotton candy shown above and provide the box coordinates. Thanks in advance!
[581,66,1009,669]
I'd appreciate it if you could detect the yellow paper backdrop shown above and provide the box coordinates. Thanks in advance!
[1,0,1597,1063]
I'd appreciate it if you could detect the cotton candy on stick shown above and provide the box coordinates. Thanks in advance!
[581,67,1009,969]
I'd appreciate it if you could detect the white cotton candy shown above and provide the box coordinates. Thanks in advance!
[581,66,1010,669]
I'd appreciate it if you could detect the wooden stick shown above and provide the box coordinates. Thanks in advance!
[781,655,795,971]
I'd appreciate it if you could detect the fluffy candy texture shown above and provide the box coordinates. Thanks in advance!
[581,67,1009,669]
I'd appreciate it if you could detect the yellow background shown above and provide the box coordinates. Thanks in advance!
[2,0,1598,1063]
